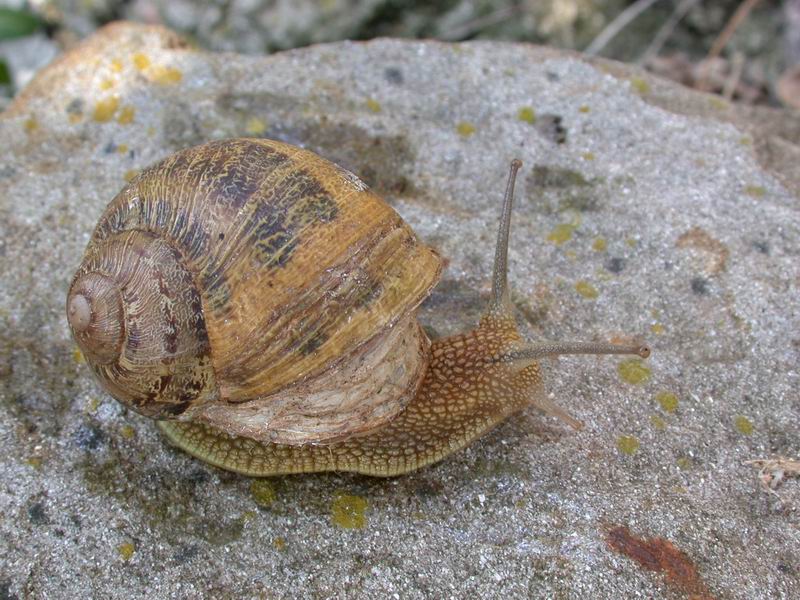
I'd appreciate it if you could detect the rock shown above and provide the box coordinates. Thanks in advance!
[1,21,798,599]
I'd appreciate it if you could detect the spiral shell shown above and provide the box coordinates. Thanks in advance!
[68,138,442,444]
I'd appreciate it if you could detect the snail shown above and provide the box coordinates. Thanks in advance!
[67,138,649,477]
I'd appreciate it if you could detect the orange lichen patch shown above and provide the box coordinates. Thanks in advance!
[117,105,135,125]
[93,96,120,122]
[606,526,714,599]
[676,226,729,274]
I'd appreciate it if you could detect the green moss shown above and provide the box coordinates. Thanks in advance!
[734,415,754,435]
[617,435,640,455]
[656,391,678,413]
[331,491,368,529]
[618,359,651,384]
[250,479,277,508]
[517,106,536,124]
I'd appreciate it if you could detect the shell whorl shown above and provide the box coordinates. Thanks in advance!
[70,138,442,442]
[67,230,216,417]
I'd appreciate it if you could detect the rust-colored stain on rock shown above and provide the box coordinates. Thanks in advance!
[606,526,714,599]
[676,226,729,274]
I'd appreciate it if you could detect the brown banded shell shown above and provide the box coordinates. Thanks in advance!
[67,138,442,444]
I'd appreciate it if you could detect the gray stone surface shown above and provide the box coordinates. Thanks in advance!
[1,22,798,599]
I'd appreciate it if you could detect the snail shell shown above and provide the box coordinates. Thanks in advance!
[67,139,442,444]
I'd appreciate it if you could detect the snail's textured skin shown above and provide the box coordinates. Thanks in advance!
[159,313,551,477]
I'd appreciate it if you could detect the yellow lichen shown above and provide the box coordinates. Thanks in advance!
[734,415,754,435]
[23,118,38,133]
[117,144,129,155]
[630,77,650,95]
[26,456,44,470]
[676,457,692,470]
[617,435,640,455]
[365,98,382,113]
[656,391,678,413]
[85,397,101,414]
[99,78,114,91]
[575,280,599,299]
[273,537,287,550]
[250,480,277,508]
[117,106,135,125]
[517,106,536,124]
[456,122,476,137]
[578,105,590,113]
[625,237,637,247]
[331,492,367,529]
[123,169,139,182]
[618,359,651,384]
[744,185,766,199]
[118,542,135,560]
[110,58,124,72]
[73,348,84,363]
[120,425,136,439]
[581,152,595,161]
[132,53,150,71]
[149,65,182,85]
[547,223,575,245]
[650,415,666,430]
[245,116,267,136]
[709,97,728,110]
[93,96,120,122]
[650,323,665,335]
[592,237,607,252]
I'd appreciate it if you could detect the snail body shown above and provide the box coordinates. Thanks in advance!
[68,139,649,477]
